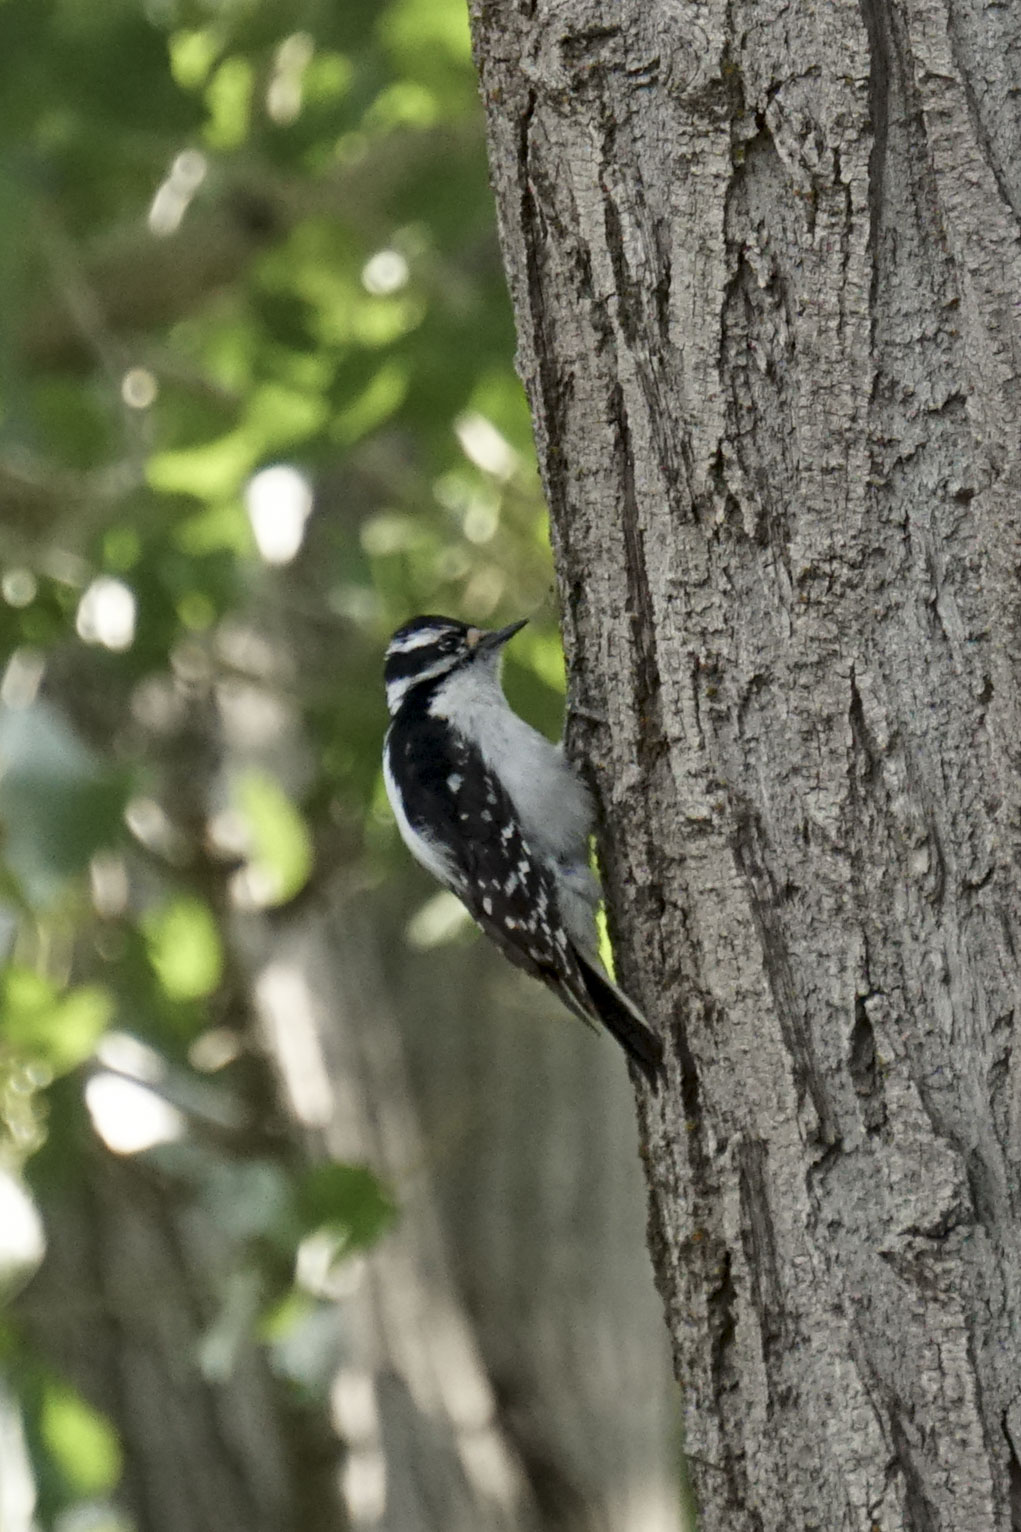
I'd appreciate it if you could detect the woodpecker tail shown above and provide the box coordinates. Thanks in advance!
[574,950,664,1089]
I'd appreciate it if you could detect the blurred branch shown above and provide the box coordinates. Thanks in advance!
[0,454,141,554]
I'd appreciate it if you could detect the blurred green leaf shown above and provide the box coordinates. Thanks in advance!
[234,769,313,905]
[295,1161,396,1252]
[149,385,328,502]
[333,357,409,444]
[168,27,221,91]
[0,969,112,1074]
[39,1380,122,1497]
[144,896,223,1001]
[204,56,255,149]
[175,499,254,557]
[0,701,129,904]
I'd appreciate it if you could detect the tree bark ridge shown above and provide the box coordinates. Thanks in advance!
[470,0,1021,1525]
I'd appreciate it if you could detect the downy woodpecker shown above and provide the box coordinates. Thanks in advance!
[382,615,662,1086]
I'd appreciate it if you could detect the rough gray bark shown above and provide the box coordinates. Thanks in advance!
[470,1,1021,1528]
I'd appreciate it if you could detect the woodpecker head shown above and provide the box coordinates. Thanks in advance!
[384,614,527,716]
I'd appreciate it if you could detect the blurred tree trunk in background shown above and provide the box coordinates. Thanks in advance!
[241,886,680,1532]
[226,574,682,1532]
[21,1148,328,1532]
[236,895,546,1532]
[399,931,680,1531]
[471,0,1021,1527]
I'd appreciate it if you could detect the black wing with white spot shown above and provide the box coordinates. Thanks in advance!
[385,706,664,1086]
[386,708,590,1000]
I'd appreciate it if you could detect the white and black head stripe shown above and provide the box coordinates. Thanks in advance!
[385,615,470,655]
[385,653,464,714]
[386,626,453,655]
[383,615,528,716]
[383,616,480,716]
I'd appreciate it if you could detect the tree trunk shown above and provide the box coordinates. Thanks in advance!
[470,1,1021,1527]
[20,1146,321,1532]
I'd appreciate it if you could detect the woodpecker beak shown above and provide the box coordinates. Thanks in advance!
[471,618,528,653]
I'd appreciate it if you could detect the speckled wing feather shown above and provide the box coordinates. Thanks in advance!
[387,708,588,996]
[386,706,663,1085]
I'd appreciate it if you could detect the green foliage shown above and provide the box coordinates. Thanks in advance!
[0,701,130,906]
[233,768,313,904]
[0,0,568,1515]
[1,969,112,1075]
[39,1379,122,1498]
[143,896,223,1000]
[295,1161,397,1252]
